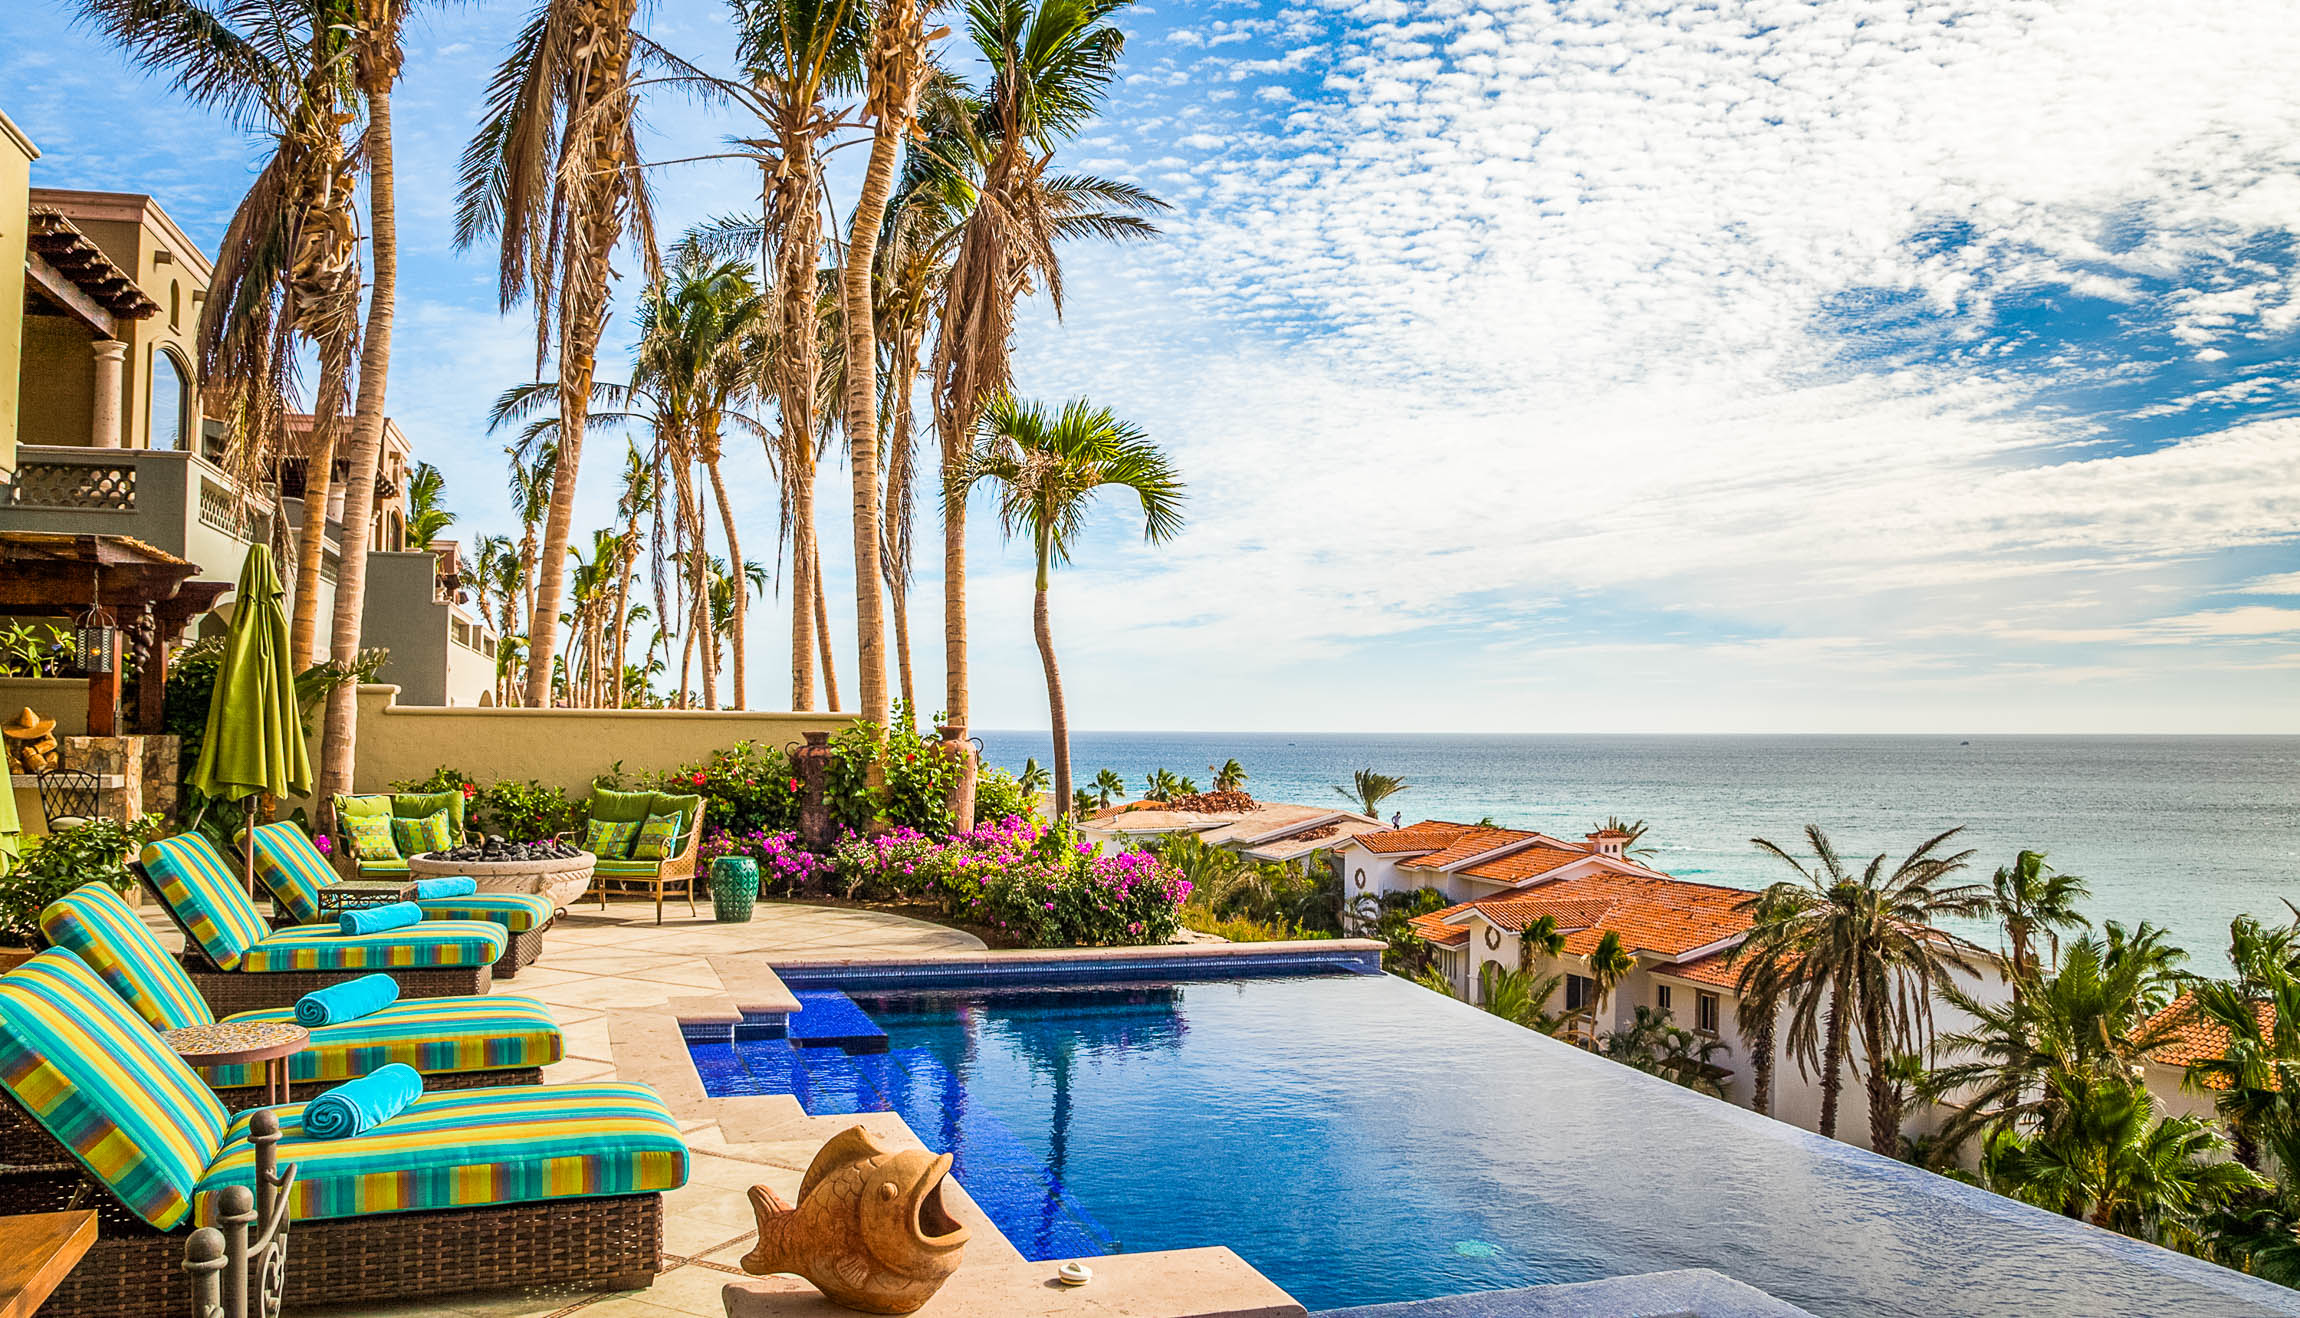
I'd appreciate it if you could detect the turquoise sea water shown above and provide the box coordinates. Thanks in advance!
[976,732,2300,974]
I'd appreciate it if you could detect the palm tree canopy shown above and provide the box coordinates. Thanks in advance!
[1337,768,1407,816]
[955,395,1185,584]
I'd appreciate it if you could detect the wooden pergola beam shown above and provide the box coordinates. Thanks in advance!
[23,249,117,338]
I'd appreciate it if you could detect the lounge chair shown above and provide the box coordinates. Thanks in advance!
[581,787,706,923]
[248,821,554,977]
[134,832,506,1016]
[333,789,468,881]
[0,947,685,1317]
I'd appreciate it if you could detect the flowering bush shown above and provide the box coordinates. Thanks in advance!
[942,821,1191,948]
[649,742,800,835]
[827,827,946,901]
[699,827,826,896]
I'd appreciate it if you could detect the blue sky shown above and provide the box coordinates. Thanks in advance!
[6,0,2299,733]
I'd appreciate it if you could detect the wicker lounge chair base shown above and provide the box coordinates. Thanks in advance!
[183,961,493,1017]
[0,1170,662,1317]
[496,925,544,977]
[0,1067,545,1169]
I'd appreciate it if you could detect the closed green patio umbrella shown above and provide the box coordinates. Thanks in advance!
[189,544,312,893]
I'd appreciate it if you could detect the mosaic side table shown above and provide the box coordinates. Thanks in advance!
[315,881,417,916]
[162,1021,309,1106]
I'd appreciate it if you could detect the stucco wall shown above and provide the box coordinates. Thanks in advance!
[0,676,88,738]
[0,112,32,479]
[341,684,857,797]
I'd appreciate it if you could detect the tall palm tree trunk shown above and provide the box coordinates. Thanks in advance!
[789,474,817,707]
[941,472,967,726]
[1817,971,1851,1140]
[890,569,916,717]
[610,540,636,708]
[813,542,841,710]
[704,451,747,708]
[695,548,718,708]
[1751,1014,1777,1117]
[523,1,637,707]
[1862,995,1899,1155]
[287,420,337,668]
[1032,536,1071,820]
[317,65,397,823]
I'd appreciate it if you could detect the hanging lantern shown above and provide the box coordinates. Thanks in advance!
[74,603,119,675]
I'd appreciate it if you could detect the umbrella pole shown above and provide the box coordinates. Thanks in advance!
[244,797,259,897]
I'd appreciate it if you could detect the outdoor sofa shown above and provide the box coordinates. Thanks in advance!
[249,820,554,976]
[334,788,467,881]
[0,947,685,1316]
[134,832,505,1015]
[581,787,706,924]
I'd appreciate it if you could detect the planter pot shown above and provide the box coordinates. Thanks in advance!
[710,857,759,923]
[0,947,35,973]
[409,850,597,912]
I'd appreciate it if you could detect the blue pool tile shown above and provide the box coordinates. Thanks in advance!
[788,990,890,1053]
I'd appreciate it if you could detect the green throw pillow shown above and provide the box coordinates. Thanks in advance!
[390,809,454,857]
[344,812,399,862]
[632,812,683,861]
[583,817,640,859]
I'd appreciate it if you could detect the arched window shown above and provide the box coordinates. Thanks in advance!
[149,347,190,450]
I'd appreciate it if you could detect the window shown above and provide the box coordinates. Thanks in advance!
[149,348,190,450]
[1655,983,1673,1014]
[1696,991,1720,1035]
[1564,974,1593,1011]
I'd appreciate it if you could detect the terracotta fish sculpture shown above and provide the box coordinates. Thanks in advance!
[741,1125,971,1315]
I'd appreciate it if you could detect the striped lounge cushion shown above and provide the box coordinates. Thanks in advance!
[237,921,507,973]
[198,996,564,1089]
[139,833,274,970]
[249,821,338,923]
[195,1082,690,1225]
[413,892,554,933]
[358,856,413,878]
[0,950,228,1230]
[38,881,216,1030]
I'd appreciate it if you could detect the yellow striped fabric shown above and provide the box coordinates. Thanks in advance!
[236,921,508,972]
[0,950,228,1229]
[139,833,273,970]
[194,1082,689,1224]
[200,996,563,1088]
[38,882,216,1030]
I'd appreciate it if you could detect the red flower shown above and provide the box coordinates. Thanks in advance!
[692,773,706,786]
[461,783,477,798]
[788,777,801,791]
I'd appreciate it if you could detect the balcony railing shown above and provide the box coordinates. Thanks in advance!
[10,453,139,512]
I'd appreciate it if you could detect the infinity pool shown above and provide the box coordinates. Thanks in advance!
[691,972,2300,1316]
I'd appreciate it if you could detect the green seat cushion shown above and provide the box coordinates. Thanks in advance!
[236,921,507,973]
[195,1081,690,1226]
[648,794,703,850]
[357,856,413,878]
[0,949,228,1230]
[250,820,341,923]
[139,833,273,970]
[36,882,215,1030]
[201,995,563,1089]
[392,790,467,845]
[413,892,554,934]
[584,787,654,826]
[390,810,455,858]
[592,858,673,878]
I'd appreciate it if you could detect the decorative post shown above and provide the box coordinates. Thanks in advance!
[937,724,976,833]
[793,730,834,853]
[89,339,127,447]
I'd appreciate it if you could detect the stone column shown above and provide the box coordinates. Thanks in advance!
[90,339,128,448]
[793,730,834,853]
[938,725,977,834]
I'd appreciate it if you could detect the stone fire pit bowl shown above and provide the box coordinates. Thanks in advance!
[407,850,596,913]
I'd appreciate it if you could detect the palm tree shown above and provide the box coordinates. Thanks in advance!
[1728,889,1807,1119]
[1599,1005,1730,1097]
[1740,825,1989,1151]
[404,461,456,547]
[1210,758,1248,793]
[69,0,367,673]
[1091,768,1125,807]
[457,0,657,708]
[1926,934,2188,1154]
[930,0,1167,735]
[1145,768,1180,801]
[1477,962,1573,1037]
[2205,1121,2300,1285]
[1518,913,1565,967]
[1984,1071,2260,1240]
[952,395,1183,821]
[1989,849,2091,995]
[2179,914,2300,1170]
[837,0,940,729]
[1017,757,1050,795]
[1334,768,1408,819]
[1583,929,1636,1038]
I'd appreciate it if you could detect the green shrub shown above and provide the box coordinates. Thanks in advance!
[0,815,164,944]
[389,766,575,842]
[1179,908,1335,943]
[972,769,1035,825]
[647,742,799,835]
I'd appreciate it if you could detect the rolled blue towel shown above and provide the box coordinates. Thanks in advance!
[295,974,399,1027]
[301,1063,422,1140]
[339,901,422,936]
[412,876,477,899]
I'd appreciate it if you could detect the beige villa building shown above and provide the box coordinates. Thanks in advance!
[0,106,497,708]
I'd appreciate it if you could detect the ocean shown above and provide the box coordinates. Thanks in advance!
[974,732,2300,976]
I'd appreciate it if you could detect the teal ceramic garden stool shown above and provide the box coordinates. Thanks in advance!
[709,857,760,923]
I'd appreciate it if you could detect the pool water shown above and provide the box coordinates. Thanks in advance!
[690,973,2299,1317]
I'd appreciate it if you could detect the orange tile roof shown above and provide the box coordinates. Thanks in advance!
[1405,911,1470,946]
[2142,993,2277,1085]
[1409,872,1755,965]
[1462,845,1589,884]
[1655,949,1741,989]
[1404,827,1539,870]
[1355,821,1483,855]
